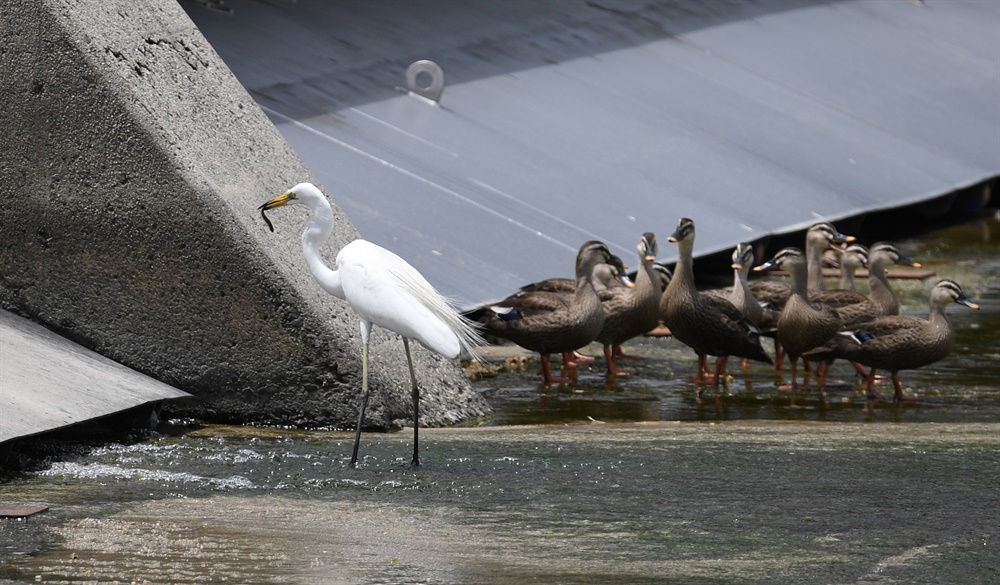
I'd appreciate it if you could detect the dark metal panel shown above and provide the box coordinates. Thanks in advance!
[185,0,1000,307]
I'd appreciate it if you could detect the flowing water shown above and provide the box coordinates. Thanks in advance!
[2,214,999,584]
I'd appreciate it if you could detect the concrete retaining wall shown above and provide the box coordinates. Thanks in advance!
[0,0,489,432]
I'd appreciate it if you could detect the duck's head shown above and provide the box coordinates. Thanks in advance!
[638,232,658,261]
[807,222,854,252]
[869,242,921,268]
[754,247,804,273]
[576,240,614,278]
[667,218,695,244]
[731,242,754,271]
[842,243,870,270]
[932,279,979,310]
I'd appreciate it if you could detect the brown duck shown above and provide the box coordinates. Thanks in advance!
[659,218,772,387]
[706,242,780,372]
[813,242,922,388]
[506,253,632,368]
[751,222,854,371]
[480,240,616,385]
[722,242,780,334]
[755,247,841,390]
[804,279,979,402]
[596,233,663,375]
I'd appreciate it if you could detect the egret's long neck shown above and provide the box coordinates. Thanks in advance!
[301,202,344,299]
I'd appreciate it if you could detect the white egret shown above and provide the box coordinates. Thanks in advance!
[258,182,482,467]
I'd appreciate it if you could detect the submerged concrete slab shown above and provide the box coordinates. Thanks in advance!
[0,310,188,444]
[0,0,489,431]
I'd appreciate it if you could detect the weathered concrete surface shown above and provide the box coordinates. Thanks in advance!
[0,310,189,444]
[0,0,489,433]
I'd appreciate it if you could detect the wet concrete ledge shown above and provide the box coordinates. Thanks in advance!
[0,0,490,443]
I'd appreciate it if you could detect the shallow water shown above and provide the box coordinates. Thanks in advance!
[2,423,999,584]
[1,215,999,584]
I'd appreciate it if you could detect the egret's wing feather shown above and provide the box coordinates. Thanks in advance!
[338,240,483,359]
[385,262,484,359]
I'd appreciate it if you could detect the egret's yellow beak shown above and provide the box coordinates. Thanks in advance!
[259,191,295,211]
[258,191,296,232]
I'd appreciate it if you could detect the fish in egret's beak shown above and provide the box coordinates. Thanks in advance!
[258,190,297,232]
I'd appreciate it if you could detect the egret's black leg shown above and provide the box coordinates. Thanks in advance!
[404,338,421,467]
[350,343,371,468]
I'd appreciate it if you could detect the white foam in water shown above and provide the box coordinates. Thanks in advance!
[40,462,255,489]
[204,448,265,464]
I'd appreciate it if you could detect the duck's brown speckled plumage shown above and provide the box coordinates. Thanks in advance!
[805,279,979,401]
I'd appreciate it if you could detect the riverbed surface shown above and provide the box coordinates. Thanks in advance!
[1,215,998,584]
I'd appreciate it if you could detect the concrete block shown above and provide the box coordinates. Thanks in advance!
[0,0,490,430]
[1,309,188,443]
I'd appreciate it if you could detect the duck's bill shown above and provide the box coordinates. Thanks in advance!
[957,296,980,310]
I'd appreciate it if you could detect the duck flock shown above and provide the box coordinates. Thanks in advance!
[471,217,980,402]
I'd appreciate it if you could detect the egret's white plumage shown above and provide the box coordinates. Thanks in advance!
[259,182,482,467]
